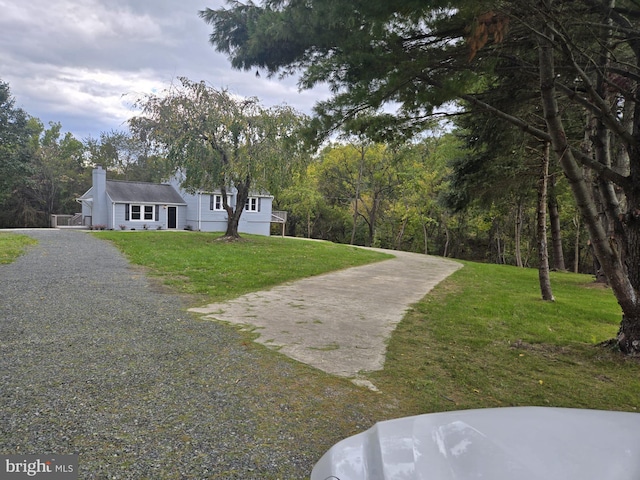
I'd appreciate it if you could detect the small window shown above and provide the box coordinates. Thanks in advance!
[245,197,259,212]
[210,194,230,211]
[128,204,156,221]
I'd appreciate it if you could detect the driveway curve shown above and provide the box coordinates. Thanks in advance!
[1,229,461,478]
[190,246,462,379]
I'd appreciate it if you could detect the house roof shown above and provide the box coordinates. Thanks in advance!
[106,180,186,204]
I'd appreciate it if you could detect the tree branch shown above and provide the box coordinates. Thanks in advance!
[457,89,630,188]
[545,24,637,147]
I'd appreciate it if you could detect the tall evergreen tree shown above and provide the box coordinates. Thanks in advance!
[130,77,308,239]
[202,0,640,354]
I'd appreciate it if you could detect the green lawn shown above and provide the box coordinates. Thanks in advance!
[93,231,392,302]
[91,231,639,416]
[0,232,37,263]
[370,261,639,415]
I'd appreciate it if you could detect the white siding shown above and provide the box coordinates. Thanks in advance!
[110,203,188,230]
[238,196,273,235]
[82,172,275,235]
[177,186,274,236]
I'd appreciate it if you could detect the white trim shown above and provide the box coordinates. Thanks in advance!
[210,194,231,211]
[129,204,157,222]
[244,197,260,212]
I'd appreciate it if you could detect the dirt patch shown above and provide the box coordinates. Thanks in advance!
[213,235,248,243]
[509,339,570,356]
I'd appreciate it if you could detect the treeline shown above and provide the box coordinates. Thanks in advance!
[276,131,590,273]
[1,78,592,272]
[0,80,165,228]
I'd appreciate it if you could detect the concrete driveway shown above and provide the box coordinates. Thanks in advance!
[190,247,462,382]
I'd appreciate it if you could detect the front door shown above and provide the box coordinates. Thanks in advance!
[167,206,177,229]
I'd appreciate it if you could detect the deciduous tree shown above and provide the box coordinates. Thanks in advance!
[316,141,403,247]
[28,121,86,222]
[85,130,166,182]
[278,167,325,238]
[0,81,35,209]
[130,78,307,239]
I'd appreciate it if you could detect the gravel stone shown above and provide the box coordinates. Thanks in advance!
[0,230,338,479]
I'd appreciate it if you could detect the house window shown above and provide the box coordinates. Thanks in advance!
[129,204,156,221]
[245,197,260,212]
[210,194,230,211]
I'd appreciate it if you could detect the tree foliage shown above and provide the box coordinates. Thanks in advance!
[27,121,87,222]
[85,130,166,183]
[278,166,325,238]
[0,80,35,207]
[129,77,308,238]
[316,141,405,246]
[203,0,640,353]
[201,1,484,139]
[0,113,89,227]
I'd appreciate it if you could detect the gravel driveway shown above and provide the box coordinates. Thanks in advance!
[0,230,375,479]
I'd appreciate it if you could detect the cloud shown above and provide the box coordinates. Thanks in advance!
[1,0,328,139]
[1,0,167,68]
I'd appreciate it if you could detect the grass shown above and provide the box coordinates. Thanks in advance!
[369,261,640,415]
[95,232,640,472]
[92,231,639,417]
[92,231,392,303]
[6,230,640,474]
[0,232,37,263]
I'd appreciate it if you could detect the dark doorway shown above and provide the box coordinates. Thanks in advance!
[168,206,177,229]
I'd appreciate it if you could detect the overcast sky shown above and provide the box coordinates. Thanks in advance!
[1,0,326,140]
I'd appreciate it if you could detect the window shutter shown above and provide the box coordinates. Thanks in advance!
[155,205,159,221]
[125,204,129,221]
[210,195,214,210]
[258,198,261,212]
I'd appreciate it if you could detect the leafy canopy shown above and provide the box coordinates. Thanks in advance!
[0,80,36,204]
[129,77,308,195]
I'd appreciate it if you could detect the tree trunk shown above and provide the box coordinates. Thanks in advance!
[493,220,504,264]
[350,151,365,245]
[618,140,640,352]
[365,195,381,247]
[537,142,555,301]
[350,200,359,245]
[538,18,640,353]
[423,222,428,255]
[573,215,581,274]
[443,216,450,257]
[548,174,566,270]
[396,217,407,250]
[222,179,250,239]
[514,200,524,267]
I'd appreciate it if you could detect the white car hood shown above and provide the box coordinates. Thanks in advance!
[311,407,640,480]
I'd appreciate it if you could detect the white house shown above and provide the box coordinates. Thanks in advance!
[77,166,275,235]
